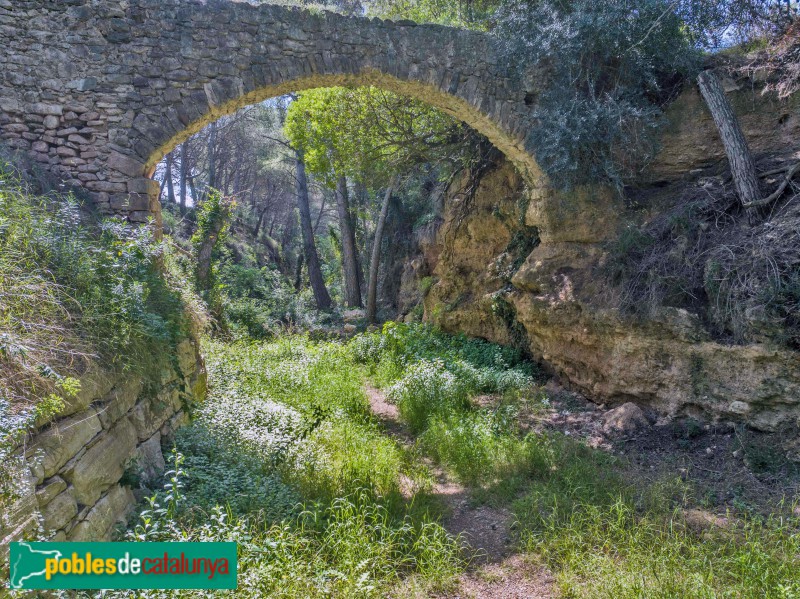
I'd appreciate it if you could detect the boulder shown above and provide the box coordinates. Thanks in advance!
[683,508,729,533]
[602,403,650,437]
[176,338,199,376]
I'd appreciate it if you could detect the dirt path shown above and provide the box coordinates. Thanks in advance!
[365,385,555,599]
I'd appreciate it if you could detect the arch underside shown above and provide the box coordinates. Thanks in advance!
[143,71,544,188]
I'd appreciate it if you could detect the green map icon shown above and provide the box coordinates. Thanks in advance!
[9,542,63,589]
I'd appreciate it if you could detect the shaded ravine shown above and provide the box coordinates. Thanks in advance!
[364,385,554,599]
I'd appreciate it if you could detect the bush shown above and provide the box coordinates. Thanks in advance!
[0,161,191,525]
[494,0,697,188]
[220,263,320,338]
[421,411,548,489]
[387,360,470,433]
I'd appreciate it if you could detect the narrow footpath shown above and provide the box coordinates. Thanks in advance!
[365,385,555,599]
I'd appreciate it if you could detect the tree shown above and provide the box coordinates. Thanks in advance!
[164,151,176,206]
[179,141,189,214]
[494,0,697,189]
[294,149,333,311]
[368,0,501,28]
[285,86,477,320]
[698,67,800,217]
[335,176,362,307]
[697,69,762,212]
[366,177,396,323]
[193,190,233,324]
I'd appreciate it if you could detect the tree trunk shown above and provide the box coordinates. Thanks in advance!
[697,70,761,212]
[253,205,283,269]
[335,175,362,307]
[295,150,332,311]
[179,141,188,214]
[196,198,231,296]
[188,174,199,210]
[294,252,305,291]
[206,120,217,199]
[366,178,396,325]
[354,180,368,293]
[280,208,299,278]
[164,152,176,206]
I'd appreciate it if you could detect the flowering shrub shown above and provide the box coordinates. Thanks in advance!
[348,332,387,365]
[387,359,470,433]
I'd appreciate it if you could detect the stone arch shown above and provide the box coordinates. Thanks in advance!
[0,0,549,224]
[4,0,639,250]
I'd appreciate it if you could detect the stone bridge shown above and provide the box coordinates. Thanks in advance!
[0,0,558,227]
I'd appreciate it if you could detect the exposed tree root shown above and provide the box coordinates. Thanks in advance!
[745,161,800,209]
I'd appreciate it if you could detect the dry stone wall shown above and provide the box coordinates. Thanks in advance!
[1,338,205,547]
[0,0,553,227]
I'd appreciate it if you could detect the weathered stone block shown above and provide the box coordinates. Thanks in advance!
[127,177,160,195]
[133,432,165,486]
[61,363,118,418]
[41,489,78,531]
[130,394,178,441]
[63,417,137,506]
[111,192,150,211]
[36,475,67,507]
[90,181,128,193]
[26,409,103,480]
[67,485,135,542]
[30,102,63,116]
[97,377,144,428]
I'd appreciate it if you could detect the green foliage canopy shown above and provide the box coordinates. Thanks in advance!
[494,0,698,188]
[284,87,471,189]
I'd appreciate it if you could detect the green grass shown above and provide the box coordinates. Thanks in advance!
[107,336,463,598]
[106,324,800,598]
[351,323,800,597]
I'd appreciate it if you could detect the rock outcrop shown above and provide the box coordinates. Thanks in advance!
[408,77,800,441]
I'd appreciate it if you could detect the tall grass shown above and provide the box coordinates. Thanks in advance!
[350,322,542,497]
[351,323,800,597]
[103,337,464,598]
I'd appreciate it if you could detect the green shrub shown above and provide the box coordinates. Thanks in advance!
[421,411,548,490]
[0,162,191,523]
[494,0,697,188]
[219,263,319,338]
[387,360,470,433]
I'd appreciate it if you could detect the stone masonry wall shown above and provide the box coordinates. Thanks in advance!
[1,337,206,547]
[0,0,556,227]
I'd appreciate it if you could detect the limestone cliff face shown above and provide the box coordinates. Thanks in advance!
[1,335,206,548]
[409,79,800,438]
[419,162,532,346]
[646,75,800,183]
